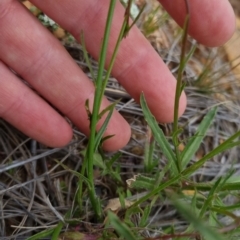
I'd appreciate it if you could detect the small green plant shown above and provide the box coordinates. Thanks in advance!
[77,0,145,221]
[103,1,240,239]
[28,1,240,239]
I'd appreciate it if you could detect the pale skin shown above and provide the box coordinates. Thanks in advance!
[0,0,236,151]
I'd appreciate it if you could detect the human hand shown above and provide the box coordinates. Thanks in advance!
[0,0,235,151]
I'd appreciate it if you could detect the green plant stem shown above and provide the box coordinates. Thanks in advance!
[100,0,142,100]
[85,0,117,220]
[172,7,190,173]
[83,0,135,220]
[131,174,181,208]
[99,21,127,103]
[173,14,190,131]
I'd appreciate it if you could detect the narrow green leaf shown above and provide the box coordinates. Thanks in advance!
[180,81,186,94]
[119,192,126,209]
[26,228,54,240]
[181,107,217,168]
[184,190,198,234]
[140,93,178,175]
[139,205,151,227]
[217,169,234,190]
[183,130,240,177]
[180,180,240,192]
[94,104,115,151]
[144,127,156,172]
[124,207,142,228]
[100,134,114,146]
[212,202,240,211]
[92,152,105,170]
[132,174,181,207]
[108,152,122,166]
[108,211,137,240]
[98,101,118,120]
[172,198,225,240]
[51,221,64,240]
[123,0,146,37]
[211,206,239,221]
[80,31,95,83]
[129,174,156,190]
[225,174,240,184]
[199,177,222,218]
[183,43,197,68]
[172,127,183,140]
[85,99,92,121]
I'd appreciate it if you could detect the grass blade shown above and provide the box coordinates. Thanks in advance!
[181,107,217,168]
[172,198,225,240]
[80,32,95,83]
[107,211,137,240]
[178,180,240,192]
[26,228,54,240]
[140,93,178,175]
[51,221,64,240]
[199,177,222,218]
[132,174,181,207]
[94,103,115,151]
[144,126,156,172]
[183,134,240,177]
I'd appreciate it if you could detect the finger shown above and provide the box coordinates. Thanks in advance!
[159,0,236,47]
[30,0,187,123]
[0,62,72,147]
[0,0,131,151]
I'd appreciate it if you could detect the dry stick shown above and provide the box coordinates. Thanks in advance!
[0,194,5,236]
[12,161,37,236]
[0,141,78,173]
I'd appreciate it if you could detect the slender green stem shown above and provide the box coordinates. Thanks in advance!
[131,175,181,208]
[100,17,127,100]
[173,14,190,132]
[85,0,117,220]
[172,1,190,173]
[87,0,117,170]
[173,0,190,131]
[100,0,143,100]
[83,0,135,220]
